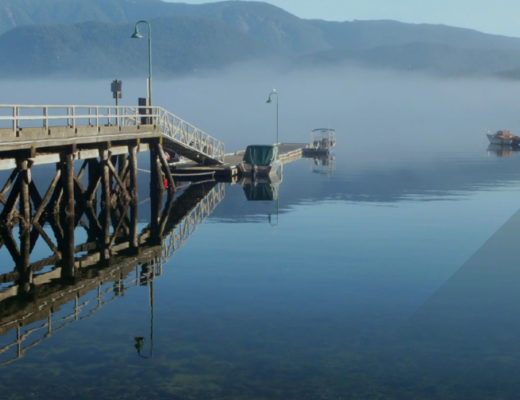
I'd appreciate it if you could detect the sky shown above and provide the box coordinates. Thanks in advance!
[166,0,520,38]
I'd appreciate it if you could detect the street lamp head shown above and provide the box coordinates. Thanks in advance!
[266,88,277,103]
[131,25,143,39]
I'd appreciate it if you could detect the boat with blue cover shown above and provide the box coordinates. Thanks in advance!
[238,144,282,179]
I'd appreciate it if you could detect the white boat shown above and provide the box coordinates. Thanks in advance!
[486,130,518,146]
[310,128,336,151]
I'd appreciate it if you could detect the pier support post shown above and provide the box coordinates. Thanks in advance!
[101,149,111,260]
[87,159,98,209]
[19,159,31,232]
[60,150,76,278]
[157,143,175,195]
[129,144,139,250]
[149,143,163,241]
[18,159,33,292]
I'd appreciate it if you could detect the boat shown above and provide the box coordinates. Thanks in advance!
[486,130,520,146]
[238,144,282,179]
[304,128,336,156]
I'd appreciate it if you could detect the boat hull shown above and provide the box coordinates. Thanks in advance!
[487,134,514,145]
[238,160,283,180]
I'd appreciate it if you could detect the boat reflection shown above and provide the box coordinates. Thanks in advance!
[311,154,336,175]
[0,182,225,365]
[240,164,282,202]
[487,143,520,158]
[239,165,282,228]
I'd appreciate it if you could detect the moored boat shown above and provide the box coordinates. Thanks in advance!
[486,130,520,146]
[238,144,282,179]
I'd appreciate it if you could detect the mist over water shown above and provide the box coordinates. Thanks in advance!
[2,64,519,157]
[3,64,520,150]
[2,65,520,398]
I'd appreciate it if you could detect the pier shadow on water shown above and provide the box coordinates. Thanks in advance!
[0,180,224,366]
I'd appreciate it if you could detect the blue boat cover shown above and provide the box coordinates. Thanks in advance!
[242,145,279,166]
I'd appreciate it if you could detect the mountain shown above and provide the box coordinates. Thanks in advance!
[0,16,269,76]
[0,0,172,31]
[302,42,520,76]
[310,19,520,52]
[0,0,329,55]
[1,0,520,78]
[152,1,331,55]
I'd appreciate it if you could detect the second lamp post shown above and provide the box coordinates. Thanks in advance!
[266,89,279,144]
[131,20,153,106]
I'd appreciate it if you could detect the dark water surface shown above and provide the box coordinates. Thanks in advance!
[2,71,520,399]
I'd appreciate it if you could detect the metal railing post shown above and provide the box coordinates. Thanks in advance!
[12,106,17,136]
[43,106,48,133]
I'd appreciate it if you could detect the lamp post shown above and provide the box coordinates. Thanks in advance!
[131,20,152,106]
[266,89,279,144]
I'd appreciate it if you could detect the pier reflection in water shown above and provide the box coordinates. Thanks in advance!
[0,181,224,365]
[0,146,313,366]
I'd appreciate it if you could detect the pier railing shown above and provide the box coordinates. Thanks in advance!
[162,183,225,260]
[0,104,225,164]
[156,107,225,164]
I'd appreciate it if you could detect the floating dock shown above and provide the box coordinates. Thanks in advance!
[171,142,327,181]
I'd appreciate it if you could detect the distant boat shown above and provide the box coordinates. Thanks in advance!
[310,128,336,151]
[486,130,520,146]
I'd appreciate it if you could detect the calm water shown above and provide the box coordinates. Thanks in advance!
[2,69,520,399]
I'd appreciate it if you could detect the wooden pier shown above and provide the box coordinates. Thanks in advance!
[0,102,334,365]
[0,103,225,306]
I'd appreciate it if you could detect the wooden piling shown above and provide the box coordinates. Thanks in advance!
[150,143,161,240]
[18,159,33,292]
[60,150,75,278]
[157,143,176,195]
[129,144,139,249]
[101,149,111,258]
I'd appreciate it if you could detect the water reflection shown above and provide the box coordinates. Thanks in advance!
[487,143,520,158]
[311,154,336,175]
[0,182,224,365]
[240,164,282,202]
